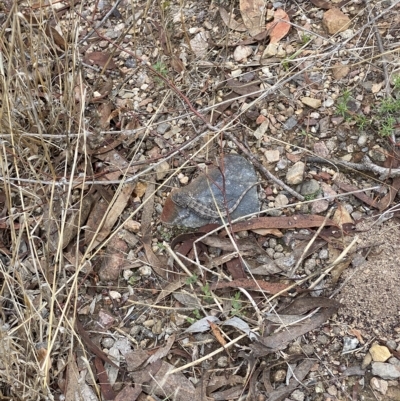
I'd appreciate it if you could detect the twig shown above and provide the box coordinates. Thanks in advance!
[365,2,390,96]
[308,155,400,180]
[223,131,304,201]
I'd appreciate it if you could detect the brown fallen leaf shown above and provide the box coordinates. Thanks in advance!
[310,0,334,9]
[45,24,67,50]
[226,78,261,97]
[219,7,247,31]
[334,179,378,208]
[221,214,337,235]
[201,235,261,252]
[88,183,136,251]
[94,357,116,400]
[114,385,142,401]
[75,319,122,371]
[266,8,291,44]
[332,203,354,228]
[240,0,266,36]
[211,278,291,294]
[252,306,339,356]
[84,51,117,69]
[130,361,200,401]
[146,334,176,366]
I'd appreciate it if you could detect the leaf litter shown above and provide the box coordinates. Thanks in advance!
[1,0,400,400]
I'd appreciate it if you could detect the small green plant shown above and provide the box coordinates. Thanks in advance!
[301,33,312,45]
[201,283,213,304]
[379,116,396,137]
[393,75,400,90]
[153,61,168,76]
[355,114,369,130]
[336,89,351,118]
[185,274,198,285]
[192,309,201,320]
[231,292,243,316]
[304,189,320,201]
[379,97,400,114]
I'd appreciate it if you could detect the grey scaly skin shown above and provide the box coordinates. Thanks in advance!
[171,182,258,220]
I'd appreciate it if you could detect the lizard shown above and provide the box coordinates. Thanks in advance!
[171,181,259,220]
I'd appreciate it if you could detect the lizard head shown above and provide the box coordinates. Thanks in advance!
[170,191,190,208]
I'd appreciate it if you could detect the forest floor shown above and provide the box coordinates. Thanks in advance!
[1,0,400,400]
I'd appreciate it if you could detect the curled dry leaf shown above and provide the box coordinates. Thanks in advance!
[266,8,291,44]
[219,7,247,32]
[240,0,267,37]
[84,51,117,69]
[184,316,220,333]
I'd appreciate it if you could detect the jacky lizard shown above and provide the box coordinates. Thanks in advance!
[171,181,259,220]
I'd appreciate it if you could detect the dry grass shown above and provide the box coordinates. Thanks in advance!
[0,0,400,399]
[0,4,87,399]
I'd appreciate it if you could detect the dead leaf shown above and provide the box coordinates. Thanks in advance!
[130,361,200,401]
[349,328,365,344]
[88,183,136,250]
[371,81,384,94]
[334,179,378,208]
[219,7,247,31]
[240,0,267,37]
[207,375,245,394]
[94,357,116,400]
[209,320,227,347]
[125,349,150,372]
[45,24,67,50]
[332,203,354,228]
[221,214,337,235]
[310,0,334,9]
[65,357,99,401]
[252,306,339,354]
[146,334,176,365]
[84,51,117,69]
[156,280,186,304]
[226,78,261,97]
[98,235,128,281]
[200,236,261,252]
[266,8,291,44]
[185,316,221,333]
[75,319,121,371]
[114,385,142,401]
[223,317,258,340]
[171,55,185,73]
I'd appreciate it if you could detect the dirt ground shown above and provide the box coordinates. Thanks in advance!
[1,0,400,400]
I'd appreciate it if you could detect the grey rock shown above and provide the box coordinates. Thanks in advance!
[319,249,329,259]
[276,158,288,170]
[311,199,329,214]
[371,362,400,380]
[342,337,359,353]
[283,116,297,130]
[157,122,171,135]
[388,357,400,366]
[274,254,295,271]
[299,179,320,196]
